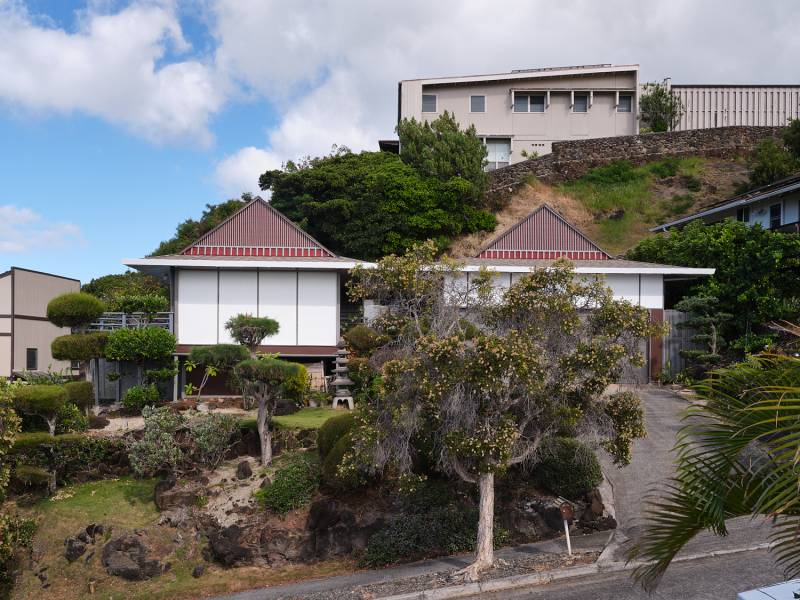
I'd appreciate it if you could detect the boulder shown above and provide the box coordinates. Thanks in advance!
[64,537,87,562]
[274,398,300,416]
[208,525,253,567]
[154,476,200,511]
[101,534,165,581]
[192,564,205,578]
[236,461,253,480]
[259,527,310,563]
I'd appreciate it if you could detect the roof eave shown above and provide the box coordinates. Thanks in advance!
[408,64,639,87]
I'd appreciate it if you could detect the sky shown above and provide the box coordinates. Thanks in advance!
[1,0,799,283]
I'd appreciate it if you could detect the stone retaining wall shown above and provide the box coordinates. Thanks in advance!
[487,126,784,201]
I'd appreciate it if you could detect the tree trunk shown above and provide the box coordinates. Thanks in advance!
[46,416,56,436]
[257,397,273,466]
[458,472,495,581]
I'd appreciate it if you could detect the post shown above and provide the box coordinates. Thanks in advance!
[560,501,574,556]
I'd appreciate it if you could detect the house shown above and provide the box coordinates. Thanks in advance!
[651,173,800,232]
[450,205,714,381]
[0,267,80,378]
[382,64,640,167]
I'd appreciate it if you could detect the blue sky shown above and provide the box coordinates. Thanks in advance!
[2,0,799,283]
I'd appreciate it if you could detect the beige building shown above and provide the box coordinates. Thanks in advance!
[389,64,639,167]
[0,267,80,378]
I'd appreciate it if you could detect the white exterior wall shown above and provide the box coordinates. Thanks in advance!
[672,86,800,130]
[176,268,339,348]
[703,191,800,229]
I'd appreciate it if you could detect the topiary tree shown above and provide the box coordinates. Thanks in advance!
[104,327,177,386]
[51,332,108,364]
[46,292,105,332]
[64,381,94,416]
[674,295,732,373]
[13,385,67,435]
[187,344,250,397]
[112,293,169,323]
[225,314,280,358]
[233,358,298,465]
[639,80,684,132]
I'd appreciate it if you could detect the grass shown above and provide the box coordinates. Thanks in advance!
[556,157,705,253]
[273,407,341,430]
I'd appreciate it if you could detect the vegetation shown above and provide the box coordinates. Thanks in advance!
[150,195,249,256]
[128,407,185,477]
[188,344,249,369]
[260,143,496,261]
[82,271,168,305]
[344,243,657,579]
[104,328,177,389]
[272,407,339,430]
[188,413,240,469]
[747,138,798,188]
[54,402,88,435]
[122,384,160,413]
[13,385,68,436]
[64,381,93,412]
[781,118,800,158]
[639,80,684,132]
[317,412,358,460]
[534,437,603,499]
[255,452,320,513]
[113,293,169,315]
[225,314,280,358]
[51,331,108,363]
[46,292,105,331]
[627,219,800,352]
[631,354,800,589]
[0,382,21,500]
[673,296,732,372]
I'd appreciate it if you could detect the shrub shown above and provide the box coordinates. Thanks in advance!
[782,118,800,159]
[317,412,357,460]
[255,453,320,513]
[13,385,67,435]
[11,432,53,452]
[127,406,185,477]
[12,464,52,488]
[321,435,362,489]
[280,362,308,404]
[51,332,108,362]
[225,314,280,356]
[534,437,603,499]
[682,174,702,192]
[582,160,640,185]
[112,293,169,315]
[189,413,240,469]
[55,402,88,434]
[104,327,176,363]
[361,505,509,567]
[648,157,681,178]
[0,513,36,593]
[64,381,94,411]
[343,324,388,356]
[189,344,249,369]
[748,138,797,188]
[46,292,105,330]
[122,384,159,413]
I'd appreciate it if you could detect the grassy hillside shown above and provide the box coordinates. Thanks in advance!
[450,156,749,257]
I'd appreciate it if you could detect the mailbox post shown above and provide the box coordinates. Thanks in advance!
[560,502,574,555]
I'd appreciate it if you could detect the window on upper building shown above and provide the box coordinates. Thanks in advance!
[470,95,486,113]
[513,93,546,113]
[736,206,750,223]
[770,203,782,229]
[529,94,546,113]
[573,93,589,113]
[484,138,511,171]
[617,93,632,113]
[26,348,37,371]
[422,94,437,113]
[513,94,529,113]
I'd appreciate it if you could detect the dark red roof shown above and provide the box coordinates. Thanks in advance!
[477,204,609,260]
[181,197,334,258]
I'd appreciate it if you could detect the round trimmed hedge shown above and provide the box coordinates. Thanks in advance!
[64,381,94,410]
[46,293,105,329]
[51,332,108,362]
[317,412,357,460]
[534,437,603,499]
[13,385,67,417]
[104,327,176,362]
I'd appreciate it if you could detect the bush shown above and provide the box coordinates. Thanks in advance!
[343,324,388,356]
[0,513,36,594]
[189,413,240,469]
[104,327,176,363]
[189,344,250,369]
[46,292,105,329]
[13,384,67,435]
[122,384,159,413]
[321,435,363,489]
[112,293,169,314]
[280,362,308,404]
[534,437,603,499]
[64,381,93,411]
[582,160,641,185]
[55,402,88,434]
[361,505,509,567]
[782,118,800,159]
[12,464,52,488]
[648,157,681,178]
[255,453,319,514]
[127,406,185,477]
[11,432,53,451]
[51,332,108,363]
[748,138,797,188]
[317,412,357,460]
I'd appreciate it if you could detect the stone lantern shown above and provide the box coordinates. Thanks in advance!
[331,338,354,410]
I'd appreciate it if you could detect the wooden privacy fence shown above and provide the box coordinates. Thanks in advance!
[662,309,701,376]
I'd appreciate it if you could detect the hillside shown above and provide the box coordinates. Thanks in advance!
[449,156,750,258]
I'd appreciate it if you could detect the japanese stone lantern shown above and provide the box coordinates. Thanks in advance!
[331,338,354,410]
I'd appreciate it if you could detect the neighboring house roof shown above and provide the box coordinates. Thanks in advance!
[651,172,800,231]
[477,204,610,260]
[181,197,334,257]
[461,257,714,276]
[403,63,638,87]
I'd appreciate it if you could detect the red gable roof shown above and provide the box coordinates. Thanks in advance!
[181,197,334,258]
[477,204,609,260]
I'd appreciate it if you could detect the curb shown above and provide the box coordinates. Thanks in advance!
[375,543,772,600]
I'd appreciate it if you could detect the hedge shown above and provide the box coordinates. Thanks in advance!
[51,332,108,362]
[64,381,94,410]
[104,327,176,362]
[14,385,67,420]
[255,453,319,513]
[534,437,603,499]
[317,413,357,460]
[321,435,361,489]
[46,293,105,329]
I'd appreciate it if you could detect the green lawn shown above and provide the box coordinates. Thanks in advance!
[273,407,342,429]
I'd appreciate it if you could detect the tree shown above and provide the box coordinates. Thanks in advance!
[46,292,105,332]
[639,80,684,132]
[225,314,280,358]
[82,271,168,306]
[150,195,250,256]
[233,358,298,465]
[631,354,800,590]
[0,382,20,500]
[674,296,732,371]
[104,328,177,386]
[627,220,800,352]
[396,111,488,201]
[13,384,67,435]
[747,138,798,188]
[345,243,657,579]
[260,149,496,260]
[781,118,800,159]
[186,344,249,397]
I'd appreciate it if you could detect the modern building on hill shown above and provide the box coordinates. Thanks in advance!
[0,267,80,378]
[652,173,800,233]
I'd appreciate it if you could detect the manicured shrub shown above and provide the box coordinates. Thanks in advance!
[534,437,603,499]
[64,381,94,411]
[112,293,169,315]
[13,385,67,435]
[321,435,362,489]
[55,402,88,434]
[104,327,176,363]
[280,362,308,404]
[225,314,280,356]
[189,344,249,369]
[255,453,320,514]
[189,413,240,469]
[127,406,185,477]
[11,431,53,452]
[122,384,159,413]
[51,332,108,362]
[361,505,509,567]
[12,464,52,488]
[46,292,105,330]
[317,412,357,460]
[343,324,388,356]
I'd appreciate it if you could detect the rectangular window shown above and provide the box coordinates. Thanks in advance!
[26,348,37,371]
[529,94,546,113]
[617,93,632,113]
[422,94,437,113]
[470,95,485,113]
[573,93,589,113]
[513,94,529,113]
[770,203,782,229]
[736,206,750,223]
[484,138,511,171]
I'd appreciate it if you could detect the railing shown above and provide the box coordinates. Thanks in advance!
[87,312,174,333]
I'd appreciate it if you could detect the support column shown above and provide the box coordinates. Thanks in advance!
[649,309,664,382]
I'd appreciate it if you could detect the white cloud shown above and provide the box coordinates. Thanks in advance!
[0,205,83,253]
[0,1,225,145]
[214,146,277,197]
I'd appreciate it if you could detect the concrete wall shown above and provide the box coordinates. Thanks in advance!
[672,86,800,131]
[401,71,638,163]
[176,268,340,347]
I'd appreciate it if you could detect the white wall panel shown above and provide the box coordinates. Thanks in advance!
[603,274,641,305]
[259,271,298,345]
[0,337,9,378]
[297,272,338,346]
[177,270,218,345]
[639,275,664,309]
[218,271,258,343]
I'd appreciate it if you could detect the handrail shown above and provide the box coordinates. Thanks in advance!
[87,312,174,333]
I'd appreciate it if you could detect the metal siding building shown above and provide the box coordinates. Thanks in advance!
[672,85,800,130]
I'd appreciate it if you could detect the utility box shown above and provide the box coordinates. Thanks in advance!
[737,580,800,599]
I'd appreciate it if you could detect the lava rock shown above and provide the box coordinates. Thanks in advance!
[86,523,104,538]
[208,525,253,567]
[64,537,87,562]
[153,474,177,510]
[192,564,205,578]
[101,534,164,581]
[236,460,253,480]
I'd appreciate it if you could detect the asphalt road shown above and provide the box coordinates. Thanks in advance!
[477,548,786,600]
